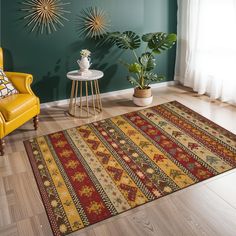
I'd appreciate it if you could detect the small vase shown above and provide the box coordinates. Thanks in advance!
[77,56,92,74]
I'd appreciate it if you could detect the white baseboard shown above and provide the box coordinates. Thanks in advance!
[40,81,178,109]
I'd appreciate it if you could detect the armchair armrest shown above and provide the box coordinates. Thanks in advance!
[4,72,35,95]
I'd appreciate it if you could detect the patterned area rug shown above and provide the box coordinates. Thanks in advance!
[24,101,236,236]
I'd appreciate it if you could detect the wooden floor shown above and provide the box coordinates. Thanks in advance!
[0,85,236,236]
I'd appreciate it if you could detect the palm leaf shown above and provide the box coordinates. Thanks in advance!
[116,31,141,50]
[142,33,154,42]
[129,63,142,73]
[146,32,177,54]
[127,76,142,87]
[139,52,156,71]
[144,72,165,82]
[105,31,141,50]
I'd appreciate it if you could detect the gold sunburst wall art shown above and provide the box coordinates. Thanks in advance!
[21,0,71,34]
[77,6,110,39]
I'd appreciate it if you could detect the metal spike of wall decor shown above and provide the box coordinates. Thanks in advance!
[77,7,110,39]
[21,0,71,34]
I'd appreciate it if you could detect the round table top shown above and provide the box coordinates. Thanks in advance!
[67,69,104,81]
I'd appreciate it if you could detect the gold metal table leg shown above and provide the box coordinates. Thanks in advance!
[74,81,79,116]
[94,80,100,111]
[68,78,103,118]
[95,80,103,111]
[85,81,89,117]
[80,81,83,116]
[69,80,75,114]
[90,80,96,115]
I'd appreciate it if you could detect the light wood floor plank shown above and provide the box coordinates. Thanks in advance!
[0,223,18,236]
[206,172,236,209]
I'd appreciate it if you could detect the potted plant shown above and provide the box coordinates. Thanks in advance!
[106,31,177,106]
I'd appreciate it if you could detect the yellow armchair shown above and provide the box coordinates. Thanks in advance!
[0,48,40,155]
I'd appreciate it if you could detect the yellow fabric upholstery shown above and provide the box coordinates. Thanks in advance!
[0,47,40,151]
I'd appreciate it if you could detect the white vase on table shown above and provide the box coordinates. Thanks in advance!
[77,56,92,75]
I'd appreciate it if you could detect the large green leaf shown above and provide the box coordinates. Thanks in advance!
[115,31,141,50]
[104,31,141,50]
[147,32,177,54]
[142,33,155,42]
[139,52,156,71]
[127,76,141,87]
[144,72,165,82]
[129,63,142,73]
[104,31,122,44]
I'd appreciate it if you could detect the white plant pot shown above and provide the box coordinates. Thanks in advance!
[133,95,153,107]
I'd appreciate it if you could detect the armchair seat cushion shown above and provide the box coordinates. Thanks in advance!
[0,94,38,121]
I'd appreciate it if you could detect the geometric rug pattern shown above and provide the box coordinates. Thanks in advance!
[24,101,236,236]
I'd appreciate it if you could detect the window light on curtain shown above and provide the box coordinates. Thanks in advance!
[175,0,236,104]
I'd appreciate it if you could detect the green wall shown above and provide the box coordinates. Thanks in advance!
[1,0,177,103]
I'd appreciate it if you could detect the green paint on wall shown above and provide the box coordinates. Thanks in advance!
[1,0,177,103]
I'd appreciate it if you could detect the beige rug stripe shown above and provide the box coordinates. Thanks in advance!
[66,128,131,212]
[140,109,232,173]
[111,116,195,188]
[76,125,149,207]
[163,103,236,148]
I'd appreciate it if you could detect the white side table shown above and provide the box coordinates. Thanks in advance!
[67,70,104,118]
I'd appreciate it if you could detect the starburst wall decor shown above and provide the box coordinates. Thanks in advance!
[21,0,71,34]
[77,7,110,39]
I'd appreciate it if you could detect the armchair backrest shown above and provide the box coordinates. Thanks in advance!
[0,48,3,70]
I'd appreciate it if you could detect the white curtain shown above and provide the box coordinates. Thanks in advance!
[175,0,236,104]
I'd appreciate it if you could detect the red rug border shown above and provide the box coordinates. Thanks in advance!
[24,141,61,236]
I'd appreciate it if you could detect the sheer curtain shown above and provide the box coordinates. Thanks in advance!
[175,0,236,104]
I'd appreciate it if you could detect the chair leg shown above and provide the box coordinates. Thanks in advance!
[33,115,39,130]
[0,139,5,156]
